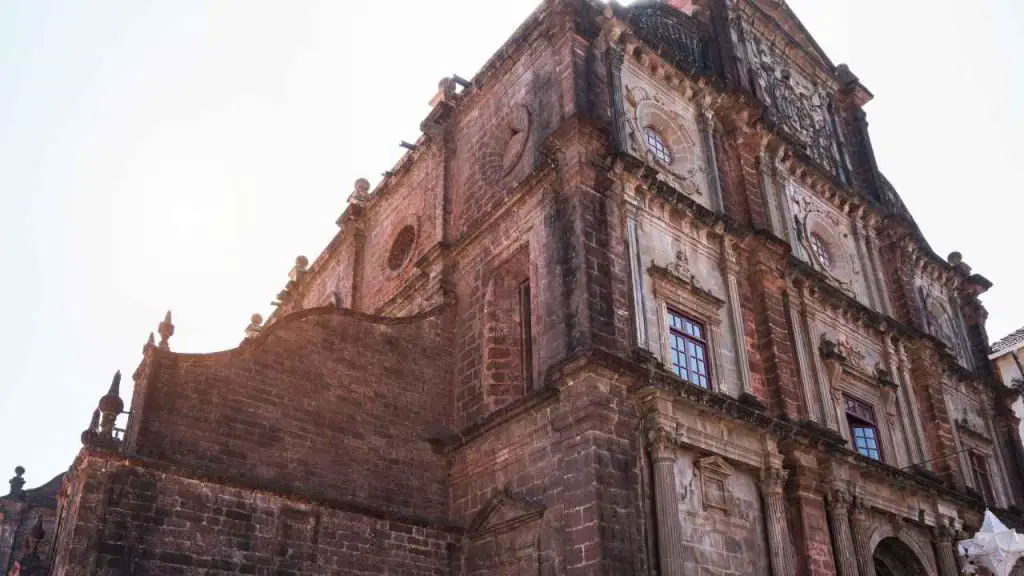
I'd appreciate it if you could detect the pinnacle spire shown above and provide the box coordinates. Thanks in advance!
[158,310,174,350]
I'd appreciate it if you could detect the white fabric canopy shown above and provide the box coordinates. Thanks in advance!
[959,510,1024,576]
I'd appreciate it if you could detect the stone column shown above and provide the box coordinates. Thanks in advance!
[850,498,876,576]
[827,489,861,576]
[760,467,795,576]
[697,104,725,214]
[932,524,960,576]
[649,428,685,576]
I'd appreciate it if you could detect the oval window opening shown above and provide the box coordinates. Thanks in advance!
[387,225,416,271]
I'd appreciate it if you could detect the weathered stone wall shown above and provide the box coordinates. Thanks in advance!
[128,307,454,520]
[672,449,769,576]
[50,455,457,576]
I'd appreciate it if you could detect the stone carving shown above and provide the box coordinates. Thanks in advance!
[157,310,174,350]
[622,83,706,197]
[741,28,841,176]
[697,455,735,512]
[245,314,263,340]
[500,104,531,177]
[668,239,696,286]
[789,182,857,289]
[759,466,789,494]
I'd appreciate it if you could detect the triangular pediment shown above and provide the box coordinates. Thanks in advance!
[750,0,834,72]
[697,455,735,478]
[468,487,545,538]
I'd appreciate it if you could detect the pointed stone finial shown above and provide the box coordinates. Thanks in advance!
[245,313,264,340]
[96,371,124,443]
[158,310,174,350]
[99,371,124,417]
[144,331,155,354]
[9,466,26,499]
[80,409,100,446]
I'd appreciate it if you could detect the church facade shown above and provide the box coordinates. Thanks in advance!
[41,0,1023,575]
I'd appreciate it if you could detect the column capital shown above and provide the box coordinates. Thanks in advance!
[760,466,789,494]
[931,522,957,544]
[648,427,677,462]
[827,488,854,513]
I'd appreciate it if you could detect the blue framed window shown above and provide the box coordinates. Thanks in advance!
[667,309,710,389]
[844,395,882,461]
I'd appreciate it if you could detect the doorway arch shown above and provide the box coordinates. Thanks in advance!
[873,537,930,576]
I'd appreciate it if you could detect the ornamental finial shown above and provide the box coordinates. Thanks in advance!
[8,466,25,499]
[158,310,174,350]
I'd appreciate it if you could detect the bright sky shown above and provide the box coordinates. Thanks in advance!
[1,0,1021,487]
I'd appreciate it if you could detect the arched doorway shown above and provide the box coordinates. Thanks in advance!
[874,537,929,576]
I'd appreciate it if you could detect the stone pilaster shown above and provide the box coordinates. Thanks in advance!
[722,237,753,397]
[649,427,685,576]
[760,467,795,576]
[826,488,860,576]
[849,208,881,312]
[932,524,960,576]
[863,217,893,316]
[697,104,725,213]
[756,143,784,238]
[788,281,822,423]
[625,196,649,351]
[850,498,875,576]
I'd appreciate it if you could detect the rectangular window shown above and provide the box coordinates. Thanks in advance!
[844,395,882,461]
[970,451,996,505]
[667,309,710,389]
[519,279,533,393]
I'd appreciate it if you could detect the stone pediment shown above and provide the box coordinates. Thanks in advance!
[697,454,735,478]
[468,487,545,539]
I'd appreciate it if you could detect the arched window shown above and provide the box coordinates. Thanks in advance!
[643,126,672,164]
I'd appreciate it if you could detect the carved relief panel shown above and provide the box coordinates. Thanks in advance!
[913,276,971,368]
[735,24,844,177]
[787,180,871,306]
[620,62,713,211]
[672,449,770,576]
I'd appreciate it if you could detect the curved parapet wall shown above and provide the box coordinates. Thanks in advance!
[128,305,454,520]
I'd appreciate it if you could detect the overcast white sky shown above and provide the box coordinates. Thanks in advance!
[0,0,1021,486]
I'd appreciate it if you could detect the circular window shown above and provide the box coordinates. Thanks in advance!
[387,225,416,271]
[643,126,672,164]
[809,233,834,271]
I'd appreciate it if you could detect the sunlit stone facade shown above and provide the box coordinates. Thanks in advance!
[42,1,1022,575]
